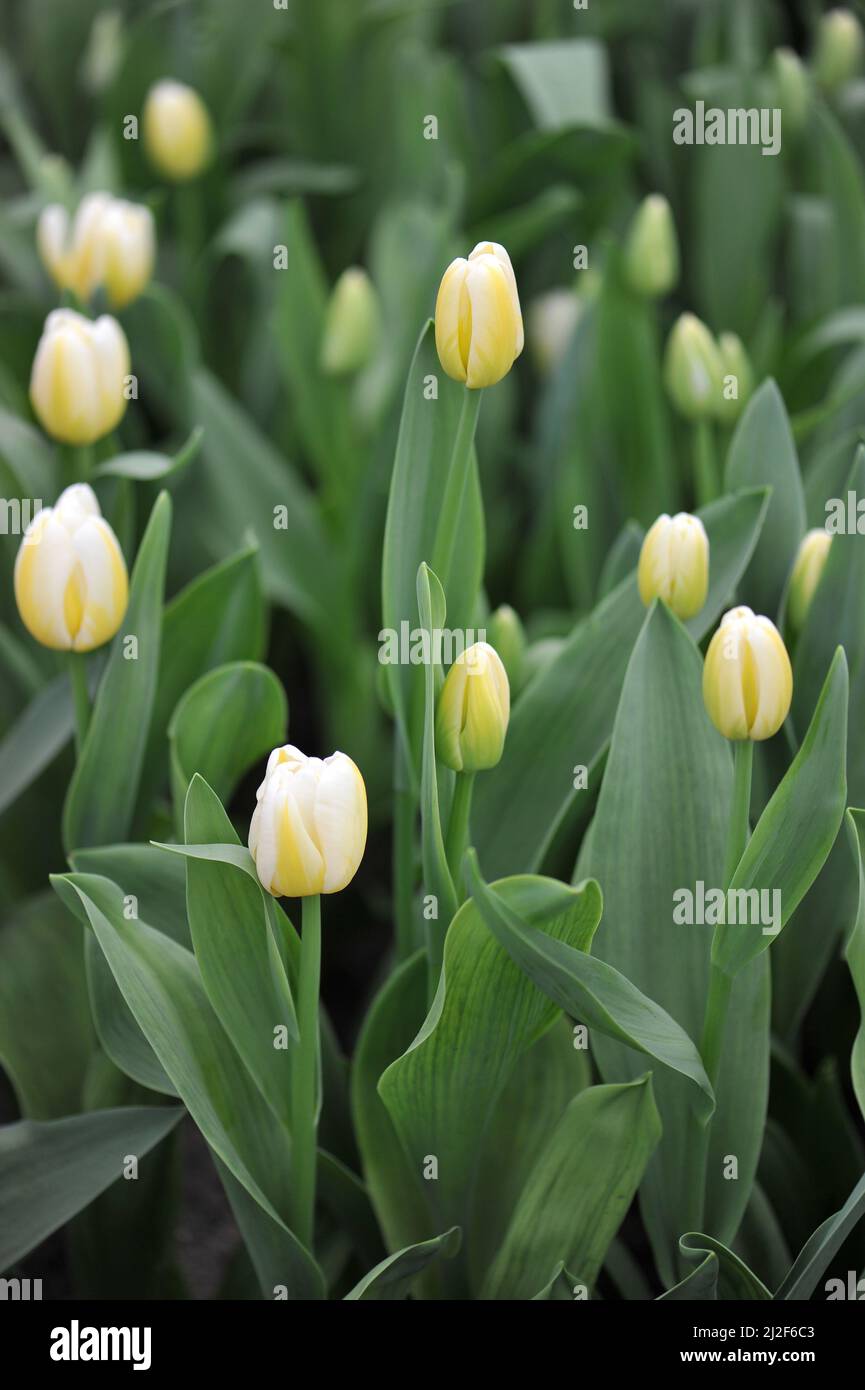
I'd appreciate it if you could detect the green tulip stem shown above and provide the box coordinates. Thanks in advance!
[445,771,475,892]
[68,653,90,756]
[431,387,483,593]
[723,739,753,890]
[291,892,321,1252]
[692,419,718,507]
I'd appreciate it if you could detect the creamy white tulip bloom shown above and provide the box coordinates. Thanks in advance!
[435,641,510,773]
[788,529,832,633]
[435,241,523,389]
[30,309,130,445]
[249,746,368,898]
[638,512,709,620]
[14,483,128,652]
[37,192,155,308]
[703,606,793,742]
[143,79,212,180]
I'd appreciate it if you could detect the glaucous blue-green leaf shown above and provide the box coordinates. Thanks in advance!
[774,1170,865,1301]
[482,1078,661,1300]
[93,425,203,482]
[0,673,75,817]
[577,601,769,1286]
[658,1234,771,1301]
[63,492,171,852]
[344,1227,461,1301]
[0,1105,183,1272]
[843,809,865,1124]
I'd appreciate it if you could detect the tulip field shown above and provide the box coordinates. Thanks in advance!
[4,0,865,1333]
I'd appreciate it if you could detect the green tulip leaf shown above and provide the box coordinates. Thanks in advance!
[93,425,203,481]
[659,1234,771,1301]
[774,1169,865,1301]
[344,1227,461,1301]
[843,809,865,1124]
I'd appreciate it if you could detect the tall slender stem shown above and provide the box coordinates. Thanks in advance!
[291,894,321,1251]
[692,419,718,507]
[445,771,474,893]
[723,740,753,888]
[68,653,90,755]
[431,388,482,590]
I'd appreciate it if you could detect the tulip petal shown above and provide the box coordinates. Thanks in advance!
[71,516,129,652]
[13,509,77,650]
[435,257,470,383]
[314,753,367,893]
[464,255,520,390]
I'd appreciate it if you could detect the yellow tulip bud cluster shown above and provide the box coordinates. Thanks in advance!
[638,512,709,620]
[664,313,753,424]
[37,192,155,308]
[435,242,524,389]
[14,483,128,653]
[435,641,510,773]
[30,309,130,446]
[143,79,212,181]
[249,745,367,898]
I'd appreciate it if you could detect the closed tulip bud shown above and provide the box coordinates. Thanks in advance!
[38,193,155,308]
[638,512,709,620]
[487,604,526,692]
[813,9,864,93]
[30,309,130,445]
[663,313,724,421]
[787,528,832,633]
[526,289,582,376]
[703,606,793,742]
[623,194,680,298]
[714,332,754,424]
[772,47,811,134]
[143,79,212,181]
[249,745,367,898]
[435,641,510,772]
[14,483,128,652]
[435,241,524,389]
[320,267,381,375]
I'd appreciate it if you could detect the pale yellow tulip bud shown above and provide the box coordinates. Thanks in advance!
[663,313,724,421]
[772,47,811,134]
[248,745,367,898]
[703,606,793,742]
[787,529,832,633]
[714,332,754,425]
[487,604,526,692]
[143,79,212,181]
[320,267,381,375]
[38,193,155,308]
[14,483,128,652]
[814,9,864,93]
[30,309,130,445]
[526,289,581,376]
[638,512,709,620]
[623,194,680,298]
[435,241,524,389]
[435,641,510,773]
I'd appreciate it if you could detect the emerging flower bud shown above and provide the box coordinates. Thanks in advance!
[623,194,680,298]
[14,483,128,652]
[526,289,581,376]
[30,309,130,445]
[703,606,793,742]
[638,512,709,620]
[813,8,864,93]
[435,641,510,773]
[787,528,832,634]
[772,47,811,134]
[487,604,526,693]
[714,332,754,425]
[37,192,155,309]
[320,267,381,376]
[143,79,212,181]
[435,241,524,389]
[663,313,724,421]
[249,745,367,898]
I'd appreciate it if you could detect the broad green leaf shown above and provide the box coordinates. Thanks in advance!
[51,872,296,1237]
[379,874,601,1295]
[659,1234,771,1301]
[381,321,484,775]
[598,520,644,601]
[215,1158,325,1301]
[843,809,865,1124]
[168,661,287,827]
[63,491,171,851]
[0,892,93,1119]
[93,425,203,482]
[0,1105,182,1272]
[465,853,713,1117]
[775,1170,865,1301]
[317,1150,385,1275]
[482,1078,661,1300]
[350,952,432,1258]
[531,1263,581,1300]
[344,1228,461,1301]
[474,488,769,878]
[577,601,767,1285]
[0,674,74,817]
[416,562,456,961]
[495,40,613,130]
[724,379,805,619]
[181,776,298,1127]
[713,648,848,977]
